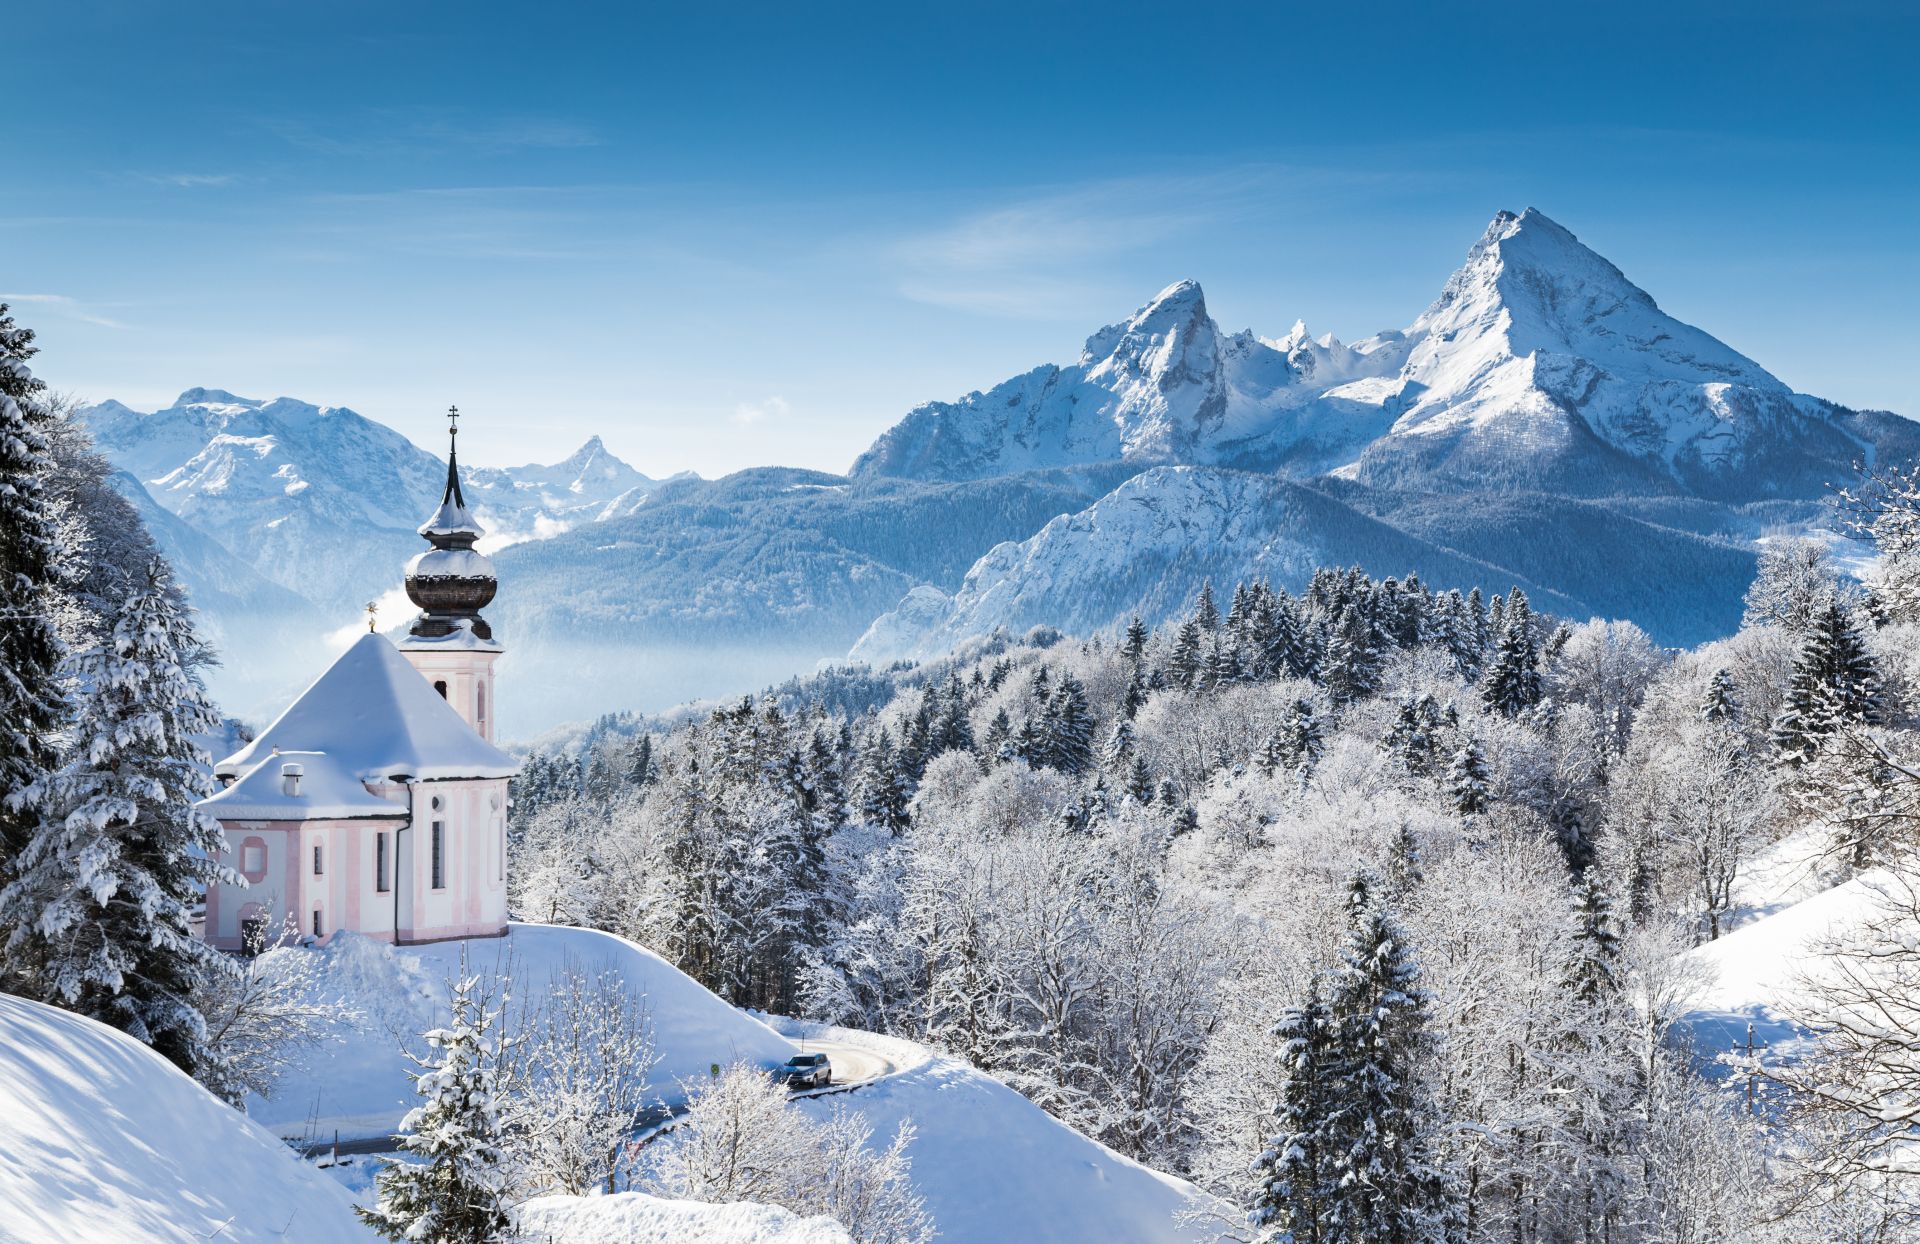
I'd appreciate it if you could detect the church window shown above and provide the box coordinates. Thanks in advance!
[477,683,487,731]
[434,680,448,699]
[313,844,324,875]
[312,909,324,938]
[376,832,390,892]
[240,840,265,878]
[431,821,446,889]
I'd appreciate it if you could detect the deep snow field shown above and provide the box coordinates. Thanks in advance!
[766,1017,1207,1243]
[0,993,371,1244]
[1677,827,1877,1071]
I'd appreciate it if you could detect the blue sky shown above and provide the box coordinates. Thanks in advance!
[7,0,1915,477]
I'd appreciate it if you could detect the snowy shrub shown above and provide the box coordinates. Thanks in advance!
[643,1064,933,1244]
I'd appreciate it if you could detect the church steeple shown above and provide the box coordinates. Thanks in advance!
[419,404,482,549]
[404,405,498,642]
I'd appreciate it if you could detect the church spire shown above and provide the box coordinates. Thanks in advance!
[404,403,497,642]
[419,404,482,545]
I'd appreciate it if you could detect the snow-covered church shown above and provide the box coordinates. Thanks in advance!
[199,411,518,949]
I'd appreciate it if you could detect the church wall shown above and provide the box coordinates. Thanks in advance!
[401,778,509,943]
[205,817,405,950]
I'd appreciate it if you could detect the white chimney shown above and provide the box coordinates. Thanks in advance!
[281,762,304,797]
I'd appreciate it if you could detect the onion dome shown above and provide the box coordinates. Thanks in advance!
[405,405,497,641]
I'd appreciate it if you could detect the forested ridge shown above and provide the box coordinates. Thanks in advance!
[512,511,1920,1239]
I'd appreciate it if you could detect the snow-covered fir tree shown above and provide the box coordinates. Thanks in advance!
[0,558,234,1075]
[0,305,68,871]
[1248,995,1335,1244]
[1481,589,1543,717]
[1316,873,1458,1243]
[1771,595,1880,762]
[1445,737,1490,817]
[360,969,516,1244]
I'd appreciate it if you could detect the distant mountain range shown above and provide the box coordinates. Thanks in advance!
[81,209,1914,735]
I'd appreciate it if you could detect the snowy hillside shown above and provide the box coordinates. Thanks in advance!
[771,1021,1207,1243]
[0,993,374,1244]
[257,923,797,1141]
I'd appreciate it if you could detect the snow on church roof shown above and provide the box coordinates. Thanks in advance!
[199,750,407,821]
[214,633,518,784]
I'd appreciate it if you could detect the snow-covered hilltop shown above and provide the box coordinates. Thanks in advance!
[852,209,1914,500]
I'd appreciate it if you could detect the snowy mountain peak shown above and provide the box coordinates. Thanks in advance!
[1079,279,1210,364]
[1419,207,1660,341]
[173,386,252,408]
[1355,207,1866,496]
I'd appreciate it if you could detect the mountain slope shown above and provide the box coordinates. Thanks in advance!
[852,466,1588,662]
[80,389,662,616]
[488,465,1142,726]
[0,993,373,1244]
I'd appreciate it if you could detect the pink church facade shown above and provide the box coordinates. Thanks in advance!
[200,409,518,949]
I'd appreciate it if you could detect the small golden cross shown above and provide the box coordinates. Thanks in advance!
[366,600,378,633]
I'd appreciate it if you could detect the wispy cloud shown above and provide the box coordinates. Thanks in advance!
[731,395,790,426]
[148,172,239,188]
[0,293,129,329]
[266,109,600,159]
[884,163,1406,318]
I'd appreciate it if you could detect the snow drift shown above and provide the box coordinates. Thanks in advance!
[0,992,374,1244]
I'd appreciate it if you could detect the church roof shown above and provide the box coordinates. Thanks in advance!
[213,634,518,783]
[199,750,408,821]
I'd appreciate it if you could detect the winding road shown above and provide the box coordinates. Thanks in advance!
[299,1038,903,1161]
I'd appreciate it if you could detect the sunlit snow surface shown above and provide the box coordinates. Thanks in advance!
[257,923,797,1143]
[0,994,375,1243]
[765,1017,1210,1243]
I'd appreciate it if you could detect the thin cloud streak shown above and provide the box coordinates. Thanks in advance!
[263,109,600,159]
[0,293,129,330]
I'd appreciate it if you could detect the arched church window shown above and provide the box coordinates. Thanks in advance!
[434,680,448,699]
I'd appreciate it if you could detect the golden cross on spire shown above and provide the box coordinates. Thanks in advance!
[448,404,460,442]
[366,600,379,633]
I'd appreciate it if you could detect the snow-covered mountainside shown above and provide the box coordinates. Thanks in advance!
[0,993,373,1243]
[852,209,1916,500]
[80,389,665,619]
[1348,209,1913,499]
[844,208,1918,664]
[853,466,1585,662]
[852,280,1400,481]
